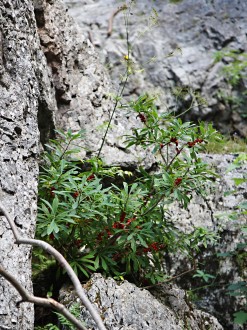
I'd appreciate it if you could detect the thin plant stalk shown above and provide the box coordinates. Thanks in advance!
[97,4,132,158]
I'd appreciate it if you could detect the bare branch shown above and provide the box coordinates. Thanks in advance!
[107,5,127,37]
[0,265,87,330]
[0,203,107,330]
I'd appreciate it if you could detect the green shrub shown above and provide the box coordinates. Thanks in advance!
[36,95,220,284]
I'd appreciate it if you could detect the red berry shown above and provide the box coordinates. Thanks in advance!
[120,212,126,223]
[170,137,178,146]
[49,233,55,240]
[137,113,146,123]
[174,177,182,186]
[97,232,103,241]
[50,186,55,197]
[75,239,82,247]
[73,191,79,198]
[126,217,136,225]
[87,174,95,181]
[112,222,125,229]
[187,141,195,148]
[106,228,112,237]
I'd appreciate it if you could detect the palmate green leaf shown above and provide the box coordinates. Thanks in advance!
[233,311,247,325]
[51,196,59,213]
[127,233,135,241]
[79,252,95,260]
[233,178,247,186]
[227,281,247,294]
[38,203,51,218]
[137,234,148,247]
[132,255,140,272]
[101,257,108,271]
[94,255,100,269]
[75,254,97,272]
[74,263,91,277]
[47,220,59,235]
[152,144,160,154]
[131,239,137,253]
[40,199,53,212]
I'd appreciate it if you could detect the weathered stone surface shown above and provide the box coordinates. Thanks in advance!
[63,0,247,137]
[168,154,246,230]
[166,154,247,330]
[60,273,223,330]
[0,0,245,328]
[34,0,155,168]
[0,0,57,328]
[0,1,39,328]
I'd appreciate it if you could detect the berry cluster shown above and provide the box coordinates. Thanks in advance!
[174,177,182,186]
[187,138,204,148]
[143,242,165,253]
[137,113,147,123]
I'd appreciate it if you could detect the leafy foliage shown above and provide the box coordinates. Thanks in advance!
[35,96,220,284]
[55,303,82,330]
[214,49,247,86]
[214,49,247,119]
[205,136,247,154]
[217,153,247,325]
[34,324,59,330]
[34,303,81,330]
[193,269,215,283]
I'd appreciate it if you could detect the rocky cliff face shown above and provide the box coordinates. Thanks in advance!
[63,0,247,137]
[33,0,156,168]
[166,154,247,329]
[0,0,51,328]
[60,273,224,330]
[0,0,245,329]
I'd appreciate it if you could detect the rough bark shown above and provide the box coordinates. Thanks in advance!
[0,0,55,328]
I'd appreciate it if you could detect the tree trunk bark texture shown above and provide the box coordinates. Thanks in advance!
[0,0,55,328]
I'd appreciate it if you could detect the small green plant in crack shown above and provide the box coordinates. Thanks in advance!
[193,269,216,283]
[36,94,220,284]
[214,49,247,119]
[35,0,222,290]
[216,153,247,326]
[34,303,82,330]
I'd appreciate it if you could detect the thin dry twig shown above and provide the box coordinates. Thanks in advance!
[107,4,127,37]
[0,203,107,330]
[0,265,87,330]
[142,263,197,290]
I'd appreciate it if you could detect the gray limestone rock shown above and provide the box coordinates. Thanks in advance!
[0,0,57,328]
[0,0,245,329]
[63,0,247,137]
[166,154,247,329]
[59,273,223,330]
[34,0,155,168]
[0,0,43,328]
